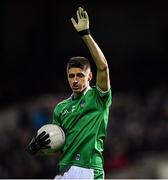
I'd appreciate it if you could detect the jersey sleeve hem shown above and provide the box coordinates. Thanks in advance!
[96,85,111,94]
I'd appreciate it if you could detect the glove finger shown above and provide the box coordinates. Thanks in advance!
[79,7,82,16]
[34,132,38,138]
[76,10,81,21]
[79,7,83,15]
[80,7,85,18]
[41,145,51,150]
[71,18,77,27]
[26,138,40,154]
[79,6,82,10]
[39,133,50,142]
[84,11,89,20]
[36,131,46,140]
[41,139,51,147]
[25,145,38,155]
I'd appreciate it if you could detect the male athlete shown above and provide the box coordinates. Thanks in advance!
[26,7,112,179]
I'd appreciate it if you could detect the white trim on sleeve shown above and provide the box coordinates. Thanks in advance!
[96,85,110,94]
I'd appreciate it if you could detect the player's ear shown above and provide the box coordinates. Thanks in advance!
[88,72,92,81]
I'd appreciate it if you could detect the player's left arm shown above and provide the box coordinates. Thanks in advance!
[82,34,110,92]
[71,7,110,91]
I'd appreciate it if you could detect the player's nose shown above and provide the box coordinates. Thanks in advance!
[73,76,78,82]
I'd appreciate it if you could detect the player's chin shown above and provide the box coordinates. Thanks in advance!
[72,89,81,93]
[72,88,83,94]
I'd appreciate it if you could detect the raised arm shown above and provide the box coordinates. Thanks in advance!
[71,7,110,91]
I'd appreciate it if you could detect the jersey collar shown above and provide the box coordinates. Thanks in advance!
[71,86,91,100]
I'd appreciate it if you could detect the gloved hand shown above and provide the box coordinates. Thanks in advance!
[71,7,89,32]
[26,131,51,155]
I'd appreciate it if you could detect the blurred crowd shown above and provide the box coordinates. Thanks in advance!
[105,83,168,178]
[0,83,168,178]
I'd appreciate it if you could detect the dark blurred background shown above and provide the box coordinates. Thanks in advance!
[1,0,168,178]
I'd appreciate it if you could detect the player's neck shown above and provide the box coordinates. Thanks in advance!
[73,92,82,99]
[72,85,91,99]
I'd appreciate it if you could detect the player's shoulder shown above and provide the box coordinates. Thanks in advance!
[57,97,71,107]
[88,86,97,93]
[90,86,112,95]
[54,97,71,112]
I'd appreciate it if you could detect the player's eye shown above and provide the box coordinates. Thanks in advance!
[77,73,84,78]
[69,74,75,78]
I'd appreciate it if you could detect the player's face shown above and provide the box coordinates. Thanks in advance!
[67,67,92,95]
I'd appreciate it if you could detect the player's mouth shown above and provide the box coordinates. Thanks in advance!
[73,86,79,90]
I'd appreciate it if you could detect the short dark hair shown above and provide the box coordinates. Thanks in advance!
[67,56,91,71]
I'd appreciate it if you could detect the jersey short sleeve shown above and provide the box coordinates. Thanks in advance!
[95,86,112,108]
[52,103,62,126]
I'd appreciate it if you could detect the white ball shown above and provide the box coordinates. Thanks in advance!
[37,124,65,154]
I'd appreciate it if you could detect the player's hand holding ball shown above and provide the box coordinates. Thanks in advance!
[26,131,51,155]
[26,124,65,155]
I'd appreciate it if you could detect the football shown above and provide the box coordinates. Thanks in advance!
[37,124,65,155]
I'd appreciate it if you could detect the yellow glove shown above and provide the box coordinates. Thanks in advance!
[71,7,89,33]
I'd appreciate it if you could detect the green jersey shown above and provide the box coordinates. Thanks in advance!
[53,86,112,171]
